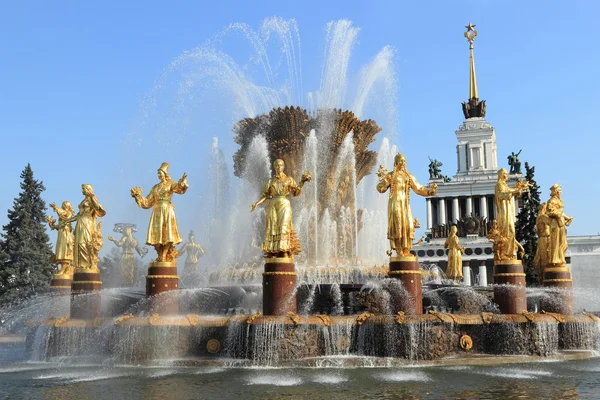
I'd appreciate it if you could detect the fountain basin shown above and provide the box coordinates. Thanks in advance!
[24,312,600,365]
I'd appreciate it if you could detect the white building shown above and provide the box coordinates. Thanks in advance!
[412,25,600,298]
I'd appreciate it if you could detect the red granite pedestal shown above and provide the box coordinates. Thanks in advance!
[50,261,72,294]
[263,257,296,316]
[70,270,102,319]
[388,256,423,315]
[493,260,527,314]
[146,261,179,315]
[541,264,573,315]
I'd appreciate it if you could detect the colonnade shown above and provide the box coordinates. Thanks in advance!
[426,195,517,229]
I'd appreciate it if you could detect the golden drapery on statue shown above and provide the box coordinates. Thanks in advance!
[533,202,551,274]
[546,184,572,265]
[47,201,75,275]
[178,231,205,275]
[108,228,147,286]
[251,159,311,258]
[131,162,188,262]
[377,153,437,257]
[493,168,530,261]
[62,184,106,271]
[444,225,464,280]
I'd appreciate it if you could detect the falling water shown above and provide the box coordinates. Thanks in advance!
[300,129,319,262]
[222,136,270,264]
[330,283,344,316]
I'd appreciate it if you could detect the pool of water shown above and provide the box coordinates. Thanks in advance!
[1,342,599,399]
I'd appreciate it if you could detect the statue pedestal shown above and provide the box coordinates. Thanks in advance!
[541,264,573,315]
[263,257,296,316]
[146,261,179,314]
[70,270,102,319]
[50,271,72,295]
[50,261,72,294]
[493,260,527,314]
[389,256,422,315]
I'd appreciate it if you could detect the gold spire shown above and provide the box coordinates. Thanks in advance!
[464,23,478,99]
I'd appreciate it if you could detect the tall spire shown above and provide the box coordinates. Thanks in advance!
[461,23,486,119]
[465,22,478,99]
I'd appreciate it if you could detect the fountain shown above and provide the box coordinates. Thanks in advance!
[2,19,599,370]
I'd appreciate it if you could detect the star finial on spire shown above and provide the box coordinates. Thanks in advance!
[464,23,478,47]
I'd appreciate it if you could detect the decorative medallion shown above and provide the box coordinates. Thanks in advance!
[206,339,221,354]
[459,334,473,350]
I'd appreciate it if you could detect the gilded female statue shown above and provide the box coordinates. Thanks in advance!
[47,201,75,275]
[131,162,188,262]
[62,184,106,271]
[178,230,205,275]
[493,168,529,260]
[108,227,147,286]
[377,153,437,257]
[533,202,551,277]
[444,225,464,280]
[546,184,573,265]
[250,159,311,258]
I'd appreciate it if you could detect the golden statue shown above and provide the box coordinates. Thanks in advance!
[487,220,524,262]
[444,225,464,280]
[61,184,106,271]
[131,162,188,262]
[47,201,75,275]
[493,168,530,260]
[533,202,551,278]
[108,227,147,286]
[546,184,573,265]
[377,153,437,257]
[250,159,312,258]
[178,230,205,275]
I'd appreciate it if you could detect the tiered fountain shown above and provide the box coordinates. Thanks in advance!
[9,18,600,367]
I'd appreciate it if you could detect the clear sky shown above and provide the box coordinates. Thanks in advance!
[1,0,599,256]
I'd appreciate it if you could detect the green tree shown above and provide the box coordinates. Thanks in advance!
[515,162,542,286]
[0,164,54,306]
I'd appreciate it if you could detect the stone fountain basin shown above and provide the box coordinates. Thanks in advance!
[24,312,600,365]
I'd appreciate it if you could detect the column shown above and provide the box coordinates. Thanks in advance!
[480,196,488,219]
[512,197,518,223]
[478,261,488,287]
[462,261,471,286]
[466,196,473,217]
[438,198,447,225]
[426,198,432,229]
[452,197,460,223]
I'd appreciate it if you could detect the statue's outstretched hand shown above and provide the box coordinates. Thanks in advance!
[130,186,142,198]
[377,164,388,180]
[429,183,438,195]
[301,170,312,183]
[250,203,257,212]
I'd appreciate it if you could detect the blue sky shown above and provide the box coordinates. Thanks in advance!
[1,0,599,252]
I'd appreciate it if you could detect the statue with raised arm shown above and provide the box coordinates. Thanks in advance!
[444,225,464,281]
[377,153,437,257]
[428,157,443,180]
[493,168,530,260]
[131,162,188,262]
[546,184,573,265]
[251,159,312,258]
[62,184,106,271]
[108,226,147,286]
[507,150,522,174]
[47,201,75,275]
[178,230,205,275]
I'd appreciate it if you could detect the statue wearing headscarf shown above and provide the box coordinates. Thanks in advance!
[131,162,188,262]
